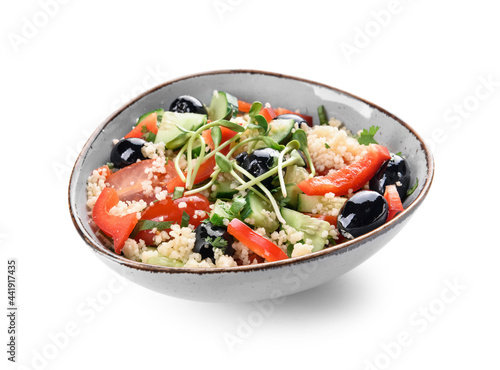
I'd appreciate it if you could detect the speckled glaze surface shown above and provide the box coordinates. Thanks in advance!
[68,70,434,303]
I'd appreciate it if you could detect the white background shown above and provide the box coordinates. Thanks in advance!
[1,0,499,369]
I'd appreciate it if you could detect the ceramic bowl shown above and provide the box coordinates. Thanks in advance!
[68,70,434,303]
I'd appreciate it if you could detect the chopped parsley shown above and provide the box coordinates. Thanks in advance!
[137,220,173,231]
[173,187,184,200]
[324,142,331,149]
[181,211,190,228]
[407,178,419,196]
[357,125,380,145]
[204,236,228,253]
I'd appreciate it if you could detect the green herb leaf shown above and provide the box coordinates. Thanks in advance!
[216,120,246,132]
[357,125,380,145]
[395,151,402,156]
[137,220,173,231]
[317,105,328,125]
[211,125,222,147]
[204,236,228,253]
[254,114,268,132]
[286,244,294,258]
[292,129,308,150]
[181,211,190,228]
[248,101,263,117]
[407,178,419,196]
[173,187,184,200]
[247,123,263,131]
[215,152,233,173]
[325,142,331,149]
[260,136,285,151]
[191,146,202,158]
[278,195,291,207]
[230,197,246,215]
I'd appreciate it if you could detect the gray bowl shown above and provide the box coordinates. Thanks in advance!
[68,70,434,303]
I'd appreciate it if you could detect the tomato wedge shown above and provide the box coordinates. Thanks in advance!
[124,112,158,139]
[298,144,391,196]
[107,159,177,202]
[274,108,313,126]
[134,194,210,245]
[92,187,139,254]
[259,107,277,123]
[237,99,252,113]
[227,219,288,262]
[201,126,238,155]
[304,213,338,226]
[384,184,404,221]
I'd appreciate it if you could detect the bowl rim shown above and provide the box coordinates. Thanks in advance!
[68,69,434,275]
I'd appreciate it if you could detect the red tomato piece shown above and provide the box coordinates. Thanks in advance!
[274,107,313,126]
[259,107,277,123]
[134,194,211,245]
[304,212,338,226]
[298,144,391,196]
[227,219,288,262]
[384,184,404,221]
[124,112,158,139]
[237,99,252,113]
[106,159,177,202]
[201,126,238,155]
[92,187,139,254]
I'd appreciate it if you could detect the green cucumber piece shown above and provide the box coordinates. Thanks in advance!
[209,181,238,200]
[137,109,164,125]
[280,207,330,252]
[283,165,308,209]
[240,191,279,234]
[146,256,184,267]
[154,112,207,149]
[255,118,295,149]
[208,91,238,121]
[209,200,235,226]
[297,194,347,214]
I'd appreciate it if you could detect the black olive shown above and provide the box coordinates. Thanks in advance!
[235,148,279,187]
[337,190,388,239]
[369,153,411,201]
[110,138,147,168]
[194,222,234,262]
[169,95,207,115]
[275,113,307,126]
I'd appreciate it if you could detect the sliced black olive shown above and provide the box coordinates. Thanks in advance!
[194,222,234,262]
[169,95,207,115]
[369,153,411,201]
[337,190,388,239]
[110,138,147,168]
[275,113,307,126]
[235,148,280,187]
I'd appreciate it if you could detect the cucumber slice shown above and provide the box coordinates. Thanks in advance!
[209,180,238,200]
[147,256,184,267]
[284,165,309,209]
[240,191,279,233]
[137,109,164,125]
[255,119,295,149]
[154,112,207,149]
[297,194,347,214]
[209,200,235,226]
[208,91,238,121]
[280,207,330,252]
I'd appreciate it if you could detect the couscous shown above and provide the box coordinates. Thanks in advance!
[86,92,414,268]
